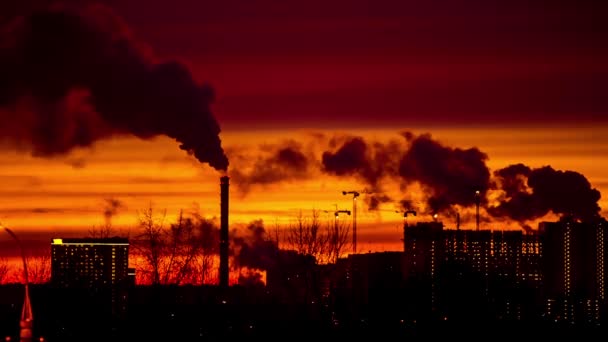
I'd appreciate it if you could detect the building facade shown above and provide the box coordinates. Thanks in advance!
[540,219,607,324]
[51,237,130,288]
[404,222,543,321]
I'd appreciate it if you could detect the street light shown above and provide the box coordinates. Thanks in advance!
[0,223,33,342]
[475,190,481,231]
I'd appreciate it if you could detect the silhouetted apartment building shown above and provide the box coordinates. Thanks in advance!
[540,218,607,324]
[403,222,444,317]
[265,250,317,304]
[51,237,130,288]
[403,222,543,321]
[333,252,405,326]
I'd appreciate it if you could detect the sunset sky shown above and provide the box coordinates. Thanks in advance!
[0,0,607,257]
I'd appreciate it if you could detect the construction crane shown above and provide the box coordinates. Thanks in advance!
[342,191,360,254]
[342,190,374,254]
[394,209,417,226]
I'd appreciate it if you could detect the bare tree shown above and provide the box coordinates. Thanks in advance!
[286,210,328,263]
[134,205,220,285]
[0,258,9,284]
[326,216,351,264]
[195,217,219,284]
[134,204,166,285]
[162,212,206,285]
[26,254,51,284]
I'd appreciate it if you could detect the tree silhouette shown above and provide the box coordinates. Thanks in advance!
[133,204,219,285]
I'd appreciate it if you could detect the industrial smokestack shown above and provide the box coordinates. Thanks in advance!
[219,176,230,288]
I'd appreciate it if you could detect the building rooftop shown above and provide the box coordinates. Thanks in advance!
[51,237,129,245]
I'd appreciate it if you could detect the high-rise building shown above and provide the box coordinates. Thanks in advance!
[540,219,607,323]
[403,221,444,315]
[51,237,130,288]
[405,222,544,321]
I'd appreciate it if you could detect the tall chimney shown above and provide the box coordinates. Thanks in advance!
[219,176,229,288]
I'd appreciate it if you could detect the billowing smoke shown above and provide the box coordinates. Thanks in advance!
[230,141,311,192]
[367,193,392,211]
[320,133,491,213]
[232,220,279,270]
[102,197,124,226]
[322,137,391,186]
[490,164,601,222]
[0,5,228,170]
[232,220,314,277]
[322,136,401,209]
[398,132,491,213]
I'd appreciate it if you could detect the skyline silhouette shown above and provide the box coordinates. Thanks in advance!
[0,0,607,339]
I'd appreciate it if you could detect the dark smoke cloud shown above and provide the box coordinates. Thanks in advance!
[493,163,531,198]
[230,141,311,192]
[490,164,601,222]
[367,194,392,211]
[322,137,390,186]
[322,136,401,209]
[232,220,278,270]
[102,197,124,224]
[232,220,314,274]
[322,137,368,176]
[399,132,491,213]
[321,133,490,213]
[0,4,228,170]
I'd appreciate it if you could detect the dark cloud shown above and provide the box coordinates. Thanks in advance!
[322,137,392,186]
[0,207,94,215]
[322,136,401,209]
[322,137,368,175]
[230,141,311,192]
[0,4,227,170]
[320,133,491,213]
[490,165,601,222]
[367,194,392,211]
[398,132,491,213]
[492,163,531,198]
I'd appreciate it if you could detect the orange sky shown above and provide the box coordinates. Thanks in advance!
[0,124,606,256]
[1,2,607,260]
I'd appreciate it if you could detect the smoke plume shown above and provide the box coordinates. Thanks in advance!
[398,132,491,213]
[322,136,402,209]
[322,137,392,186]
[230,141,311,192]
[102,197,124,225]
[320,133,492,213]
[232,220,279,270]
[0,5,228,170]
[490,164,601,222]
